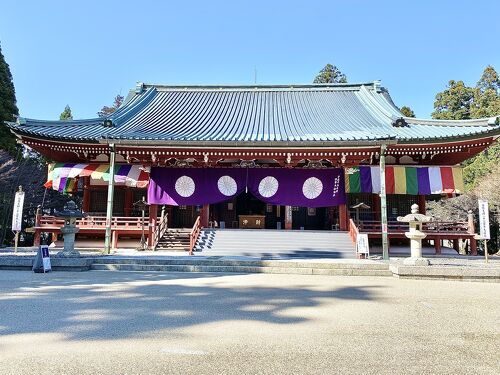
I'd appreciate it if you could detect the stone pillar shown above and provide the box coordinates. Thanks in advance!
[467,210,478,256]
[82,176,91,213]
[467,210,475,234]
[339,204,348,231]
[285,205,292,230]
[201,204,210,228]
[147,204,158,248]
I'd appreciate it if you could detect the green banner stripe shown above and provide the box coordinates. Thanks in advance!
[405,167,418,195]
[348,170,361,193]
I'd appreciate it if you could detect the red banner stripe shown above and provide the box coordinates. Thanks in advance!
[440,167,455,193]
[385,166,395,194]
[79,164,100,177]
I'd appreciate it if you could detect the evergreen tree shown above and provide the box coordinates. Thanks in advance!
[431,80,474,120]
[59,105,73,120]
[399,106,416,117]
[313,64,347,84]
[470,65,500,118]
[98,94,124,117]
[0,43,19,154]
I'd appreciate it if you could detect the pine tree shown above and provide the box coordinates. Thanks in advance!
[0,43,19,154]
[59,105,73,120]
[399,106,416,118]
[313,64,347,84]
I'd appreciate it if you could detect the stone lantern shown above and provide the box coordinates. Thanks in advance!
[55,200,86,257]
[397,203,433,266]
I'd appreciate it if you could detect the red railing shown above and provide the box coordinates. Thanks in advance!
[36,215,149,230]
[153,211,169,251]
[189,216,201,256]
[348,218,359,245]
[356,220,470,234]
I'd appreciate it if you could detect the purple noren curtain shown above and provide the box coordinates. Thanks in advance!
[148,167,346,208]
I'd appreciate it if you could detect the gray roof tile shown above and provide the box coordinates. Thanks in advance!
[8,82,500,145]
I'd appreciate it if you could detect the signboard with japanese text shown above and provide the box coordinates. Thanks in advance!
[356,234,370,255]
[11,190,25,232]
[41,245,52,272]
[478,199,490,240]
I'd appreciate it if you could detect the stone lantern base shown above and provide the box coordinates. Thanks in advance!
[56,225,81,258]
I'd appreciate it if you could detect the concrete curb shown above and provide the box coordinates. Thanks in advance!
[390,264,500,282]
[0,255,499,281]
[0,256,93,271]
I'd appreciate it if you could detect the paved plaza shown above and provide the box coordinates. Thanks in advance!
[0,270,498,375]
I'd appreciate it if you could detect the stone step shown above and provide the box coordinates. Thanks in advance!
[91,257,389,270]
[90,263,392,276]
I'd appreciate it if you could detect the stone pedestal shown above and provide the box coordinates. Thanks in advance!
[55,201,85,258]
[57,224,81,257]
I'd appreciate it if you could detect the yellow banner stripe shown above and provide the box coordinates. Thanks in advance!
[452,167,464,193]
[393,166,407,194]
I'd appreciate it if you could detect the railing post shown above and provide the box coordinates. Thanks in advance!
[147,204,158,249]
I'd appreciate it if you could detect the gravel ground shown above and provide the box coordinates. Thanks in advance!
[0,270,498,375]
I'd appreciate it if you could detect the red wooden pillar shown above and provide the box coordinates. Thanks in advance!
[201,204,210,228]
[82,176,91,213]
[470,238,477,256]
[339,204,348,231]
[417,195,426,214]
[147,204,158,248]
[434,238,442,255]
[453,239,459,252]
[285,205,292,230]
[124,188,133,216]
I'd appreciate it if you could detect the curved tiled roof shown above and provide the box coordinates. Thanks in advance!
[7,82,500,146]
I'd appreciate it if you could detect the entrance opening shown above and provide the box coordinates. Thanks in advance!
[210,192,338,230]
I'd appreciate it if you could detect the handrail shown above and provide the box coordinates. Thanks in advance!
[189,216,201,256]
[348,218,359,244]
[356,220,469,234]
[153,211,169,251]
[36,215,150,229]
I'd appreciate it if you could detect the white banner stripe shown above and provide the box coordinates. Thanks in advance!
[429,167,443,194]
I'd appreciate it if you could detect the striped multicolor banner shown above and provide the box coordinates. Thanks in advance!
[45,163,150,194]
[345,166,464,195]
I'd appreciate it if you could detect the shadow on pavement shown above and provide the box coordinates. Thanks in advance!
[0,271,383,342]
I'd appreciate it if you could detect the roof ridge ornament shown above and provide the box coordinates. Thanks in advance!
[135,82,144,94]
[392,116,408,128]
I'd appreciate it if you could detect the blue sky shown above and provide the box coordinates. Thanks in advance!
[1,0,498,120]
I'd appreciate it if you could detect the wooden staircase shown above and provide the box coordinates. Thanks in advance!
[155,228,192,252]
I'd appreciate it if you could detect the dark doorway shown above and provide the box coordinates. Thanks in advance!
[170,205,199,228]
[236,192,265,216]
[292,207,329,230]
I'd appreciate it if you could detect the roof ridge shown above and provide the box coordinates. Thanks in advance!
[141,82,378,91]
[405,116,499,127]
